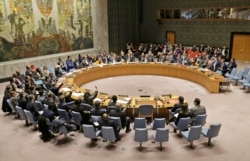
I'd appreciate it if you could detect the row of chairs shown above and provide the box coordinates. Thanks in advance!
[226,67,250,91]
[134,117,221,149]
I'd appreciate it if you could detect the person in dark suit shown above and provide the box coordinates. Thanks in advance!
[82,86,98,106]
[100,113,120,141]
[109,104,131,133]
[171,96,185,113]
[217,58,228,77]
[189,98,206,125]
[58,95,72,118]
[227,58,237,73]
[72,99,91,126]
[174,103,190,133]
[90,100,105,116]
[26,94,40,121]
[17,92,27,110]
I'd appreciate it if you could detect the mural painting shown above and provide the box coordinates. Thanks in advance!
[0,0,93,62]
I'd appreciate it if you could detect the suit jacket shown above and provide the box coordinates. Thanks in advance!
[109,110,126,128]
[100,119,119,138]
[190,105,206,119]
[82,91,98,106]
[171,103,184,113]
[26,101,40,120]
[175,112,190,125]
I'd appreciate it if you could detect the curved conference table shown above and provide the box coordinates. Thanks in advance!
[61,63,227,119]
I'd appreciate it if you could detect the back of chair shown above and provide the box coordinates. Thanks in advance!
[139,104,153,117]
[82,124,97,138]
[208,123,222,138]
[16,106,26,120]
[72,111,82,126]
[91,115,102,122]
[24,109,35,124]
[230,68,237,76]
[234,70,244,79]
[154,128,169,142]
[102,126,116,141]
[177,117,190,131]
[58,108,70,122]
[6,99,17,113]
[35,100,44,111]
[194,114,207,126]
[134,118,146,129]
[188,125,202,141]
[134,128,148,142]
[109,116,122,130]
[243,67,250,77]
[151,118,166,130]
[66,101,75,108]
[81,103,93,111]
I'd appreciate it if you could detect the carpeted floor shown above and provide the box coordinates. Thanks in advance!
[1,62,250,161]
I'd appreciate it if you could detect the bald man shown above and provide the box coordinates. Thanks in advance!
[100,113,120,141]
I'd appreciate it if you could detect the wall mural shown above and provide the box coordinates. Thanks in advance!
[0,0,93,62]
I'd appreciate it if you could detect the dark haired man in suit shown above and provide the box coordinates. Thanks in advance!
[189,98,206,124]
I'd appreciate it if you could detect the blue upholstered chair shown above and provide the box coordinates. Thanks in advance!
[232,70,244,85]
[58,108,71,122]
[82,124,101,144]
[151,118,166,130]
[6,99,17,114]
[138,104,154,122]
[72,111,83,131]
[170,117,190,134]
[201,123,222,145]
[134,128,148,150]
[16,106,28,125]
[109,116,122,131]
[24,109,38,130]
[133,117,147,129]
[181,125,202,148]
[193,114,207,126]
[154,128,169,150]
[101,126,116,148]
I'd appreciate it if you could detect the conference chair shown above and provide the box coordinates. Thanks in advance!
[16,106,28,126]
[193,114,207,126]
[24,109,38,130]
[170,117,190,135]
[72,111,83,131]
[242,67,250,79]
[66,101,75,109]
[35,100,45,111]
[181,125,202,148]
[133,117,147,129]
[225,67,237,78]
[201,123,222,145]
[232,70,244,85]
[239,74,250,86]
[58,124,69,137]
[138,104,154,122]
[151,118,166,130]
[58,108,71,122]
[134,128,148,151]
[243,82,250,92]
[43,104,49,110]
[6,99,17,115]
[109,116,122,131]
[101,126,116,148]
[154,128,169,150]
[80,103,93,111]
[91,115,102,122]
[107,106,116,113]
[82,124,101,144]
